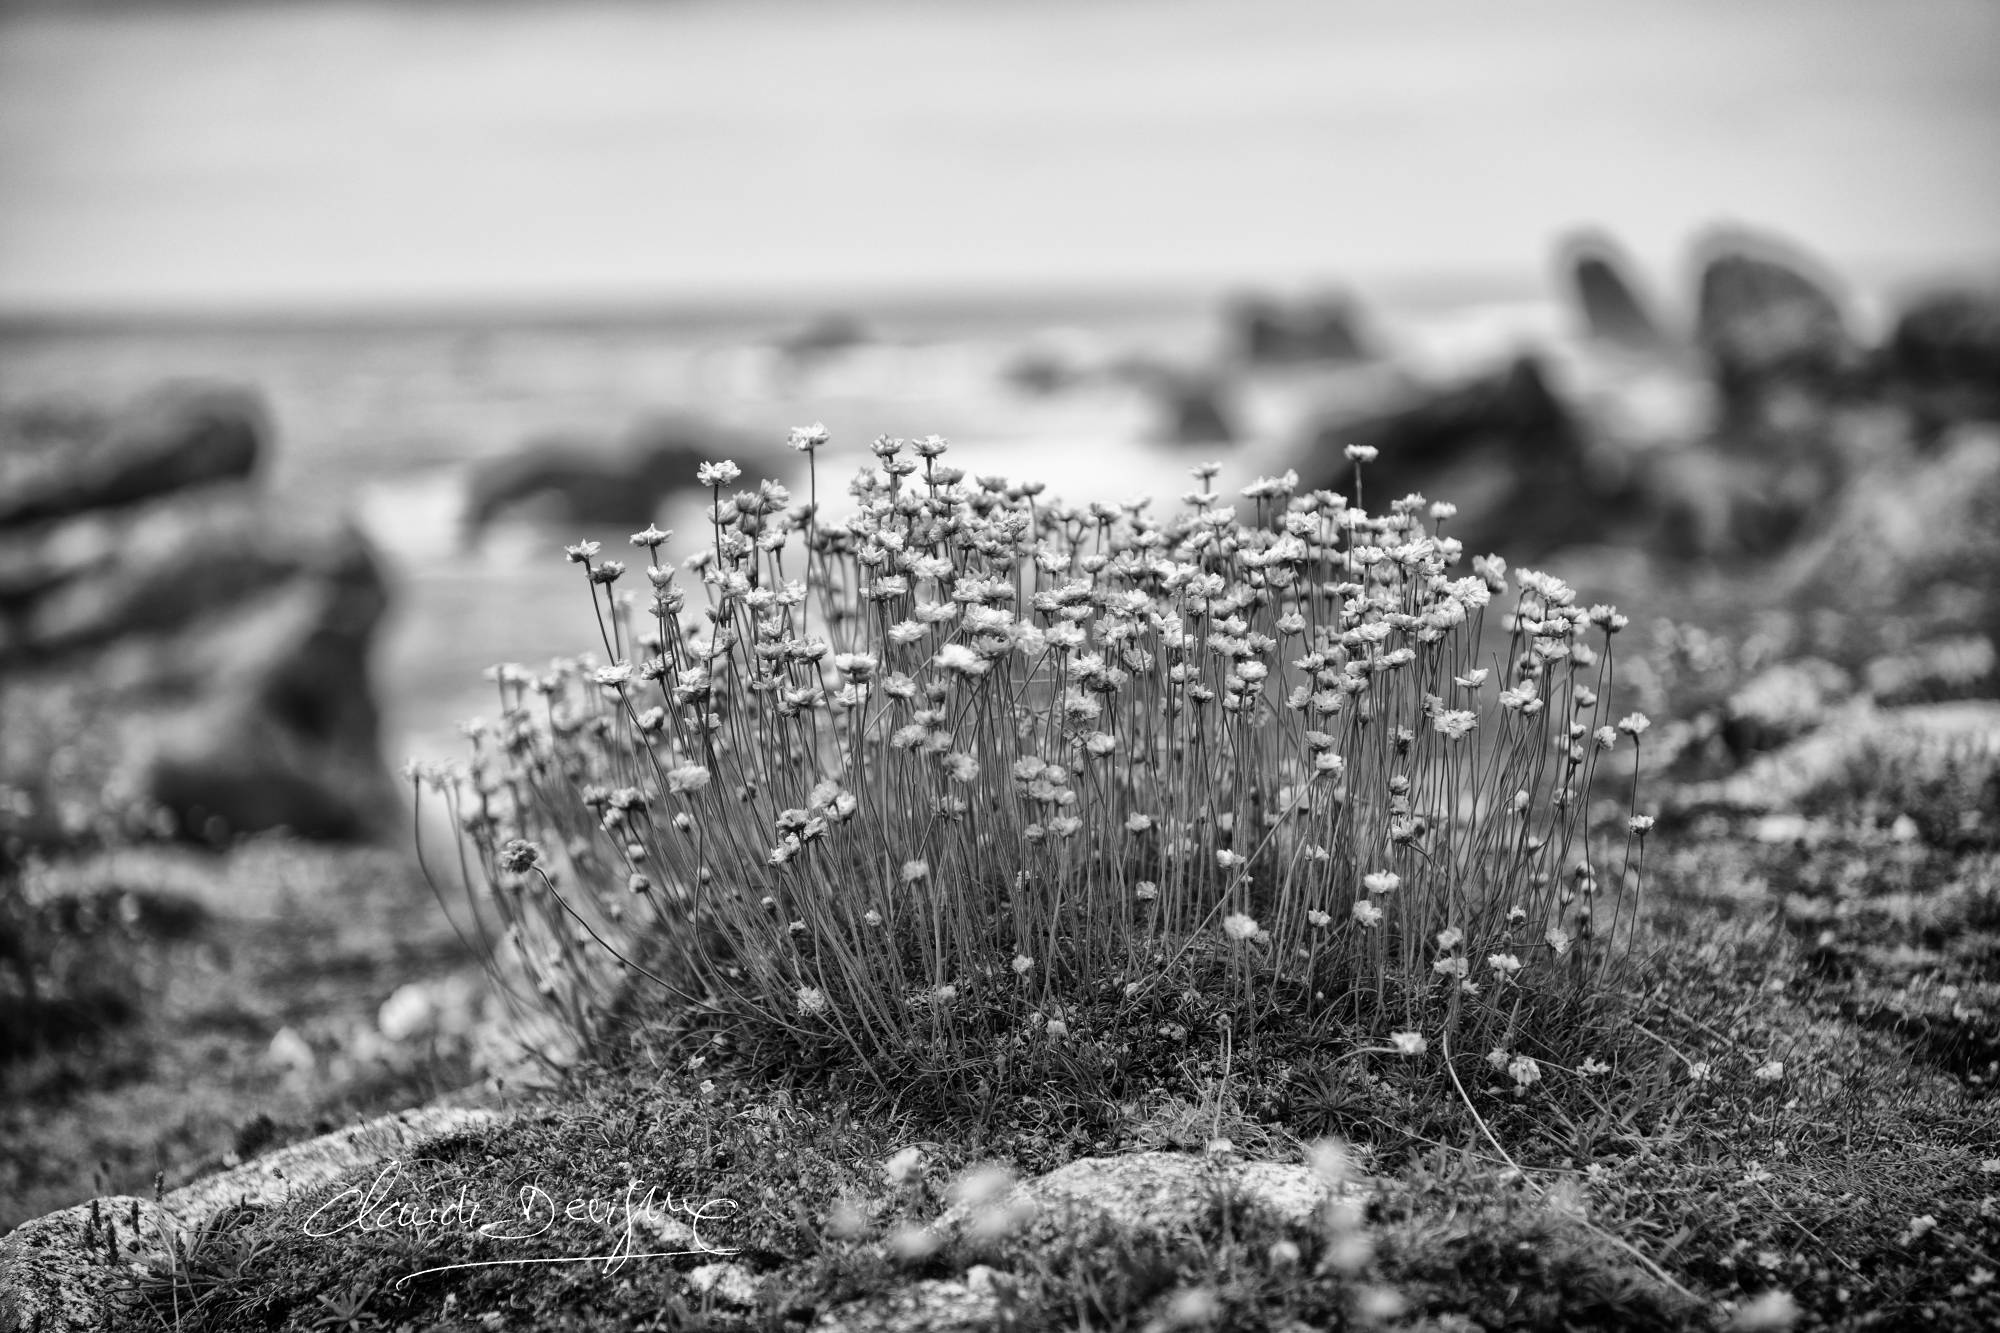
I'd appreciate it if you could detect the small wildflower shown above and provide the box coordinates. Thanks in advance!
[1307,908,1332,928]
[901,858,930,883]
[697,460,742,487]
[1487,952,1522,976]
[564,539,601,563]
[1629,814,1655,835]
[1352,900,1384,928]
[1544,925,1573,957]
[1902,1215,1938,1245]
[884,1146,925,1187]
[1363,870,1401,895]
[1435,927,1463,951]
[1579,1057,1611,1077]
[498,839,541,874]
[1223,912,1261,941]
[1507,1055,1542,1089]
[629,524,671,548]
[1617,711,1651,738]
[1754,1060,1785,1082]
[1136,881,1160,901]
[796,986,829,1017]
[1344,444,1380,463]
[1730,1290,1800,1332]
[864,909,883,927]
[1433,708,1478,740]
[1389,1030,1427,1057]
[789,422,830,451]
[1687,1060,1713,1084]
[1215,849,1246,871]
[1126,813,1154,832]
[1011,953,1034,976]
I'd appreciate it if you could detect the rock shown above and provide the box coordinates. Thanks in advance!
[815,1279,999,1333]
[1227,290,1373,365]
[1692,227,1859,430]
[1864,635,1998,706]
[0,511,396,844]
[775,311,873,364]
[1558,230,1670,350]
[0,383,263,528]
[1884,287,2000,441]
[1723,658,1854,755]
[1298,354,1600,557]
[462,412,749,545]
[1151,373,1238,446]
[0,1105,507,1333]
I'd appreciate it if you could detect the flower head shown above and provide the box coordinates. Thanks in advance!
[1389,1030,1426,1057]
[1223,912,1261,941]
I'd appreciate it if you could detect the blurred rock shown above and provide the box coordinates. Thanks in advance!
[1864,635,1998,706]
[1884,287,2000,441]
[774,311,872,364]
[1558,229,1670,350]
[1227,289,1373,365]
[1298,354,1599,557]
[0,386,395,847]
[1693,227,1860,431]
[463,412,747,545]
[1001,328,1104,395]
[0,383,263,528]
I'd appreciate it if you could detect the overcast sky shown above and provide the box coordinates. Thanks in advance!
[2,0,1996,313]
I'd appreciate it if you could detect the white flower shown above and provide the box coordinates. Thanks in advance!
[796,986,829,1017]
[1125,813,1154,832]
[788,422,830,451]
[1307,909,1332,928]
[1454,668,1489,690]
[1754,1060,1785,1082]
[1344,444,1379,462]
[884,1146,924,1187]
[1486,1047,1511,1070]
[1617,711,1651,738]
[1433,955,1469,979]
[901,859,930,883]
[1629,814,1656,835]
[1433,709,1478,740]
[1544,926,1573,957]
[1507,1055,1542,1089]
[1435,927,1463,951]
[1011,953,1034,976]
[1579,1057,1611,1077]
[1223,912,1262,941]
[1363,870,1401,895]
[668,765,712,793]
[1487,953,1522,976]
[1389,1030,1426,1057]
[1687,1060,1713,1084]
[1135,881,1160,901]
[696,460,742,487]
[934,643,989,677]
[1351,900,1384,928]
[864,910,883,927]
[594,662,634,686]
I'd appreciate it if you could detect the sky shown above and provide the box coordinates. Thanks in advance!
[1,0,1997,313]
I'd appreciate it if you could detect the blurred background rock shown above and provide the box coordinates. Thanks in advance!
[2,0,1997,1230]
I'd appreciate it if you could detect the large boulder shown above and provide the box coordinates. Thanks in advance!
[0,383,262,528]
[1226,290,1373,366]
[1557,229,1670,351]
[462,412,752,546]
[1297,354,1602,557]
[1692,227,1860,431]
[0,386,396,847]
[1885,287,2000,441]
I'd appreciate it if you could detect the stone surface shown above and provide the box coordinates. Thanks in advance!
[815,1278,1000,1333]
[0,1104,507,1333]
[1227,290,1373,365]
[1885,287,2000,441]
[0,383,263,528]
[461,411,754,545]
[1558,230,1670,350]
[1299,354,1599,558]
[1692,227,1859,430]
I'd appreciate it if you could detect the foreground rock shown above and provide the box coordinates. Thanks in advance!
[0,1105,505,1333]
[0,385,395,845]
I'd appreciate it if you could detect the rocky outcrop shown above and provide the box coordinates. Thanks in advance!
[462,411,755,546]
[0,383,262,528]
[1693,227,1860,431]
[1298,354,1600,558]
[0,1105,505,1333]
[0,385,396,846]
[1558,230,1670,350]
[1885,287,2000,442]
[1227,290,1373,365]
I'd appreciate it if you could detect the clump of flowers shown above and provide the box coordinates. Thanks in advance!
[423,434,1653,1076]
